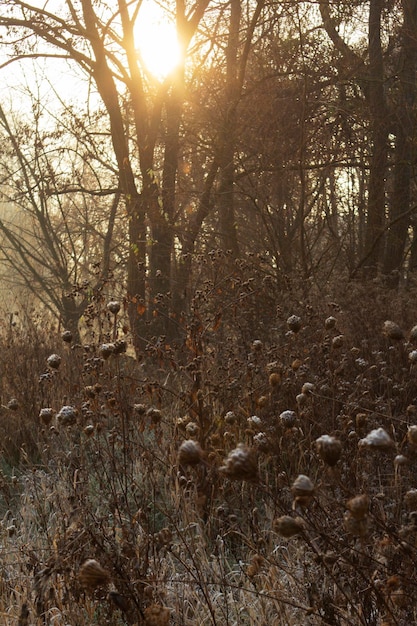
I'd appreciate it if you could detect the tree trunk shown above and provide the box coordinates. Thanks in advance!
[383,0,417,279]
[217,0,240,257]
[363,0,389,277]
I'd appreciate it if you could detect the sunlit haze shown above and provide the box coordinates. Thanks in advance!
[134,1,181,80]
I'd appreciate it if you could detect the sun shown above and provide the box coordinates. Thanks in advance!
[134,1,181,80]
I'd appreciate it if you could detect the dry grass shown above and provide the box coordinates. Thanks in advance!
[0,270,417,625]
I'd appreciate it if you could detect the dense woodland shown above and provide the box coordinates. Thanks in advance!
[0,1,416,625]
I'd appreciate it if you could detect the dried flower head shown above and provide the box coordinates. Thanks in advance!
[185,421,199,437]
[409,350,417,364]
[273,515,304,538]
[57,405,78,426]
[279,410,297,428]
[269,372,281,387]
[407,425,417,448]
[220,444,258,481]
[99,343,115,359]
[332,335,344,349]
[39,408,54,425]
[346,494,369,520]
[287,315,302,333]
[301,382,315,395]
[178,440,203,466]
[144,604,170,626]
[252,340,263,351]
[107,300,121,314]
[359,427,394,449]
[147,407,162,424]
[383,320,404,341]
[7,398,19,411]
[291,474,315,507]
[47,353,61,369]
[316,435,342,466]
[113,339,127,354]
[324,316,337,330]
[61,329,73,343]
[404,488,417,510]
[78,559,110,590]
[224,411,236,424]
[409,324,417,344]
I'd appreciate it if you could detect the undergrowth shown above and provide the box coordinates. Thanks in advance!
[0,264,417,625]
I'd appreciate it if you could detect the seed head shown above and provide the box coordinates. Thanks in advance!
[7,398,19,411]
[61,330,73,343]
[359,427,394,449]
[280,410,297,428]
[57,405,77,426]
[409,324,417,344]
[78,559,110,590]
[99,343,115,359]
[407,425,417,448]
[291,474,314,507]
[107,300,121,315]
[178,440,203,466]
[324,316,337,330]
[346,494,369,520]
[383,320,404,341]
[273,515,304,538]
[47,354,61,369]
[287,315,302,333]
[316,435,342,466]
[220,444,258,481]
[39,408,54,425]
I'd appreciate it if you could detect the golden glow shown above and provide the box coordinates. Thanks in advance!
[135,1,181,80]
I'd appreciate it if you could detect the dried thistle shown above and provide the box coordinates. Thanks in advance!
[99,343,115,359]
[280,410,297,428]
[346,494,369,520]
[273,515,304,538]
[324,316,337,330]
[56,405,77,426]
[287,315,302,333]
[291,474,315,507]
[61,330,73,343]
[220,444,258,481]
[107,300,121,314]
[383,320,404,341]
[78,559,110,590]
[39,408,54,426]
[316,435,342,466]
[359,427,394,449]
[178,440,203,466]
[47,353,61,369]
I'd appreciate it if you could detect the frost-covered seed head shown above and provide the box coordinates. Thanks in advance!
[316,435,342,466]
[324,316,337,330]
[99,343,115,359]
[383,320,404,341]
[301,382,315,395]
[61,330,73,343]
[107,301,121,315]
[39,407,54,425]
[220,444,258,481]
[178,440,203,466]
[291,474,314,498]
[47,353,61,369]
[7,398,19,411]
[287,315,302,333]
[57,405,77,426]
[280,410,297,428]
[359,427,394,449]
